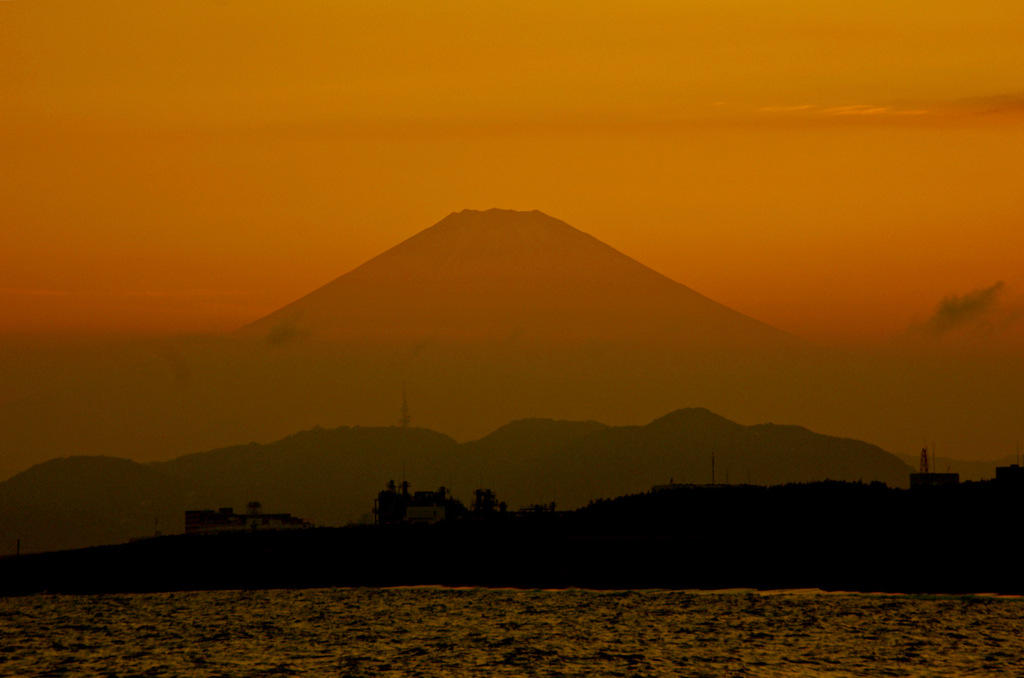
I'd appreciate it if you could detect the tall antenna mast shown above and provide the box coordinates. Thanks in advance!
[919,446,929,474]
[400,382,411,428]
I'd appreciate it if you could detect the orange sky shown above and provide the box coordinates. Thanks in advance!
[3,0,1023,345]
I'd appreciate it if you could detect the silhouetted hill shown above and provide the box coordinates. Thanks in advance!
[463,417,606,469]
[0,456,201,554]
[482,408,912,508]
[0,409,913,554]
[455,418,610,507]
[152,426,461,527]
[467,418,609,453]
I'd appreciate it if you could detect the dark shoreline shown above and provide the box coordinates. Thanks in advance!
[2,522,1020,598]
[4,481,1020,597]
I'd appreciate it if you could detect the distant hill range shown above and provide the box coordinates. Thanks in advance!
[0,408,912,555]
[0,209,805,481]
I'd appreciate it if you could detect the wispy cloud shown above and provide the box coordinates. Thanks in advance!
[757,103,933,119]
[0,288,73,297]
[758,105,815,112]
[755,92,1024,122]
[922,282,1021,334]
[0,288,250,299]
[955,93,1024,115]
[822,105,892,116]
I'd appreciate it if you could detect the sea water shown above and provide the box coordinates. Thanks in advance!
[2,587,1022,677]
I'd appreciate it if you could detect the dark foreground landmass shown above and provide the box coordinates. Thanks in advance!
[2,481,1020,596]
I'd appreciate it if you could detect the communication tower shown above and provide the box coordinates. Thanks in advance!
[919,447,929,474]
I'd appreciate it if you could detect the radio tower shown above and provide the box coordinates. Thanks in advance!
[919,447,929,474]
[400,382,411,428]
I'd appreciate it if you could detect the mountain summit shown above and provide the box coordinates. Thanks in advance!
[242,209,790,346]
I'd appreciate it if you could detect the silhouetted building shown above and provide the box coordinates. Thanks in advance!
[995,464,1024,486]
[374,480,410,525]
[185,502,311,534]
[374,481,466,525]
[516,502,557,515]
[910,472,959,489]
[408,489,449,524]
[471,488,506,516]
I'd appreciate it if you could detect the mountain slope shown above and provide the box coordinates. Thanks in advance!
[0,456,202,553]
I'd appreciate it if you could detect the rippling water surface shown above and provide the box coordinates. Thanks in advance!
[2,587,1022,677]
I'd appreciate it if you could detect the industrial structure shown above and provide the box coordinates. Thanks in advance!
[373,482,560,525]
[374,481,466,525]
[470,488,506,516]
[185,502,312,535]
[909,447,960,489]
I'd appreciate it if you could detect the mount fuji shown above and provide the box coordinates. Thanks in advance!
[0,209,808,479]
[241,209,792,348]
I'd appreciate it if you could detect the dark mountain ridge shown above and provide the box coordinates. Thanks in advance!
[0,408,913,555]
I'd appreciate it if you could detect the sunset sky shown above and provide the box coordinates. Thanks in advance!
[3,0,1023,345]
